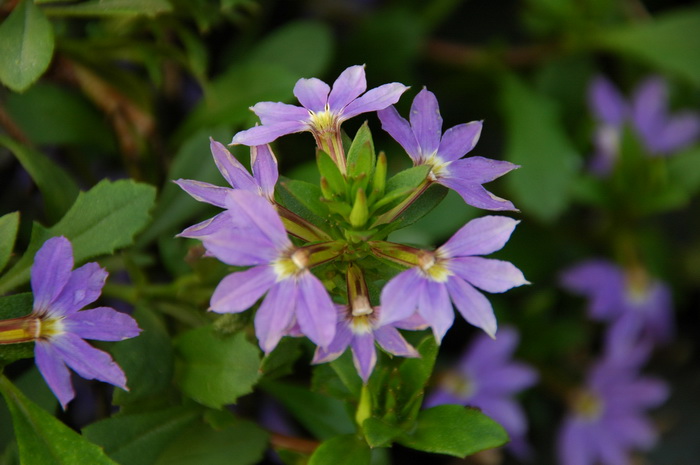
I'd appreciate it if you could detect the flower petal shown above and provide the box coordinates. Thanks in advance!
[35,340,74,409]
[255,279,297,354]
[294,77,330,112]
[252,101,309,125]
[210,139,258,191]
[210,266,276,313]
[351,333,377,382]
[177,211,232,239]
[50,262,107,316]
[632,76,667,146]
[557,419,594,465]
[374,325,419,358]
[559,259,624,320]
[313,321,353,364]
[174,179,231,208]
[449,257,528,293]
[443,156,519,184]
[377,106,421,162]
[32,236,74,314]
[231,121,308,146]
[51,333,127,390]
[294,271,337,348]
[438,177,517,211]
[225,190,290,252]
[588,76,628,126]
[378,268,425,326]
[200,226,278,266]
[656,111,700,154]
[409,88,442,157]
[64,307,141,341]
[251,144,279,200]
[418,280,453,343]
[342,83,408,120]
[446,277,497,338]
[437,121,482,162]
[328,65,367,111]
[439,216,519,258]
[474,396,528,437]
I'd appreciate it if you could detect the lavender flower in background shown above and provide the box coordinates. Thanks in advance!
[28,237,140,409]
[588,75,700,175]
[375,216,528,342]
[560,259,674,346]
[182,190,338,353]
[175,138,278,237]
[557,342,668,465]
[425,327,538,458]
[231,65,407,171]
[378,88,518,211]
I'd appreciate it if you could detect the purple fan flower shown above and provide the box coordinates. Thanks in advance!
[560,259,674,346]
[183,189,337,353]
[588,75,700,175]
[29,237,140,409]
[175,138,278,236]
[312,304,424,382]
[425,327,538,457]
[377,216,527,342]
[231,65,408,148]
[377,88,518,211]
[557,344,668,465]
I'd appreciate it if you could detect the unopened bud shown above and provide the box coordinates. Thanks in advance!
[349,188,368,228]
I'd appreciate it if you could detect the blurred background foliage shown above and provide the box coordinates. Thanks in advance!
[1,0,700,463]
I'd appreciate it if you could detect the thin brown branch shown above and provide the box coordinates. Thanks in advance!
[269,432,319,455]
[0,102,31,145]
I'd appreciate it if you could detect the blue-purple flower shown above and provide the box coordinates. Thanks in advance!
[28,237,141,409]
[175,138,278,237]
[560,259,674,346]
[425,327,537,457]
[231,65,408,147]
[183,190,338,353]
[377,88,518,211]
[557,344,668,465]
[376,216,527,342]
[588,75,700,175]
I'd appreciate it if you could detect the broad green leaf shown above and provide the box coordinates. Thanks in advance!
[41,0,172,16]
[0,0,54,92]
[154,414,268,465]
[346,123,376,193]
[83,407,198,465]
[362,417,406,448]
[175,326,260,409]
[262,380,355,440]
[395,336,438,416]
[596,7,700,87]
[0,375,118,465]
[384,165,430,193]
[0,136,79,223]
[500,75,580,222]
[278,179,329,218]
[667,147,700,197]
[259,337,304,381]
[398,405,508,457]
[0,294,34,366]
[0,213,19,273]
[137,127,230,246]
[112,307,174,406]
[308,434,371,465]
[248,21,333,79]
[0,179,156,295]
[375,184,448,238]
[3,83,114,149]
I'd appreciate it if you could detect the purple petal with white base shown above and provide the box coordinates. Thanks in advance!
[29,236,140,409]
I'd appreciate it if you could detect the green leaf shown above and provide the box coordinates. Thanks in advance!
[308,434,371,465]
[248,20,333,79]
[111,307,174,406]
[278,180,330,218]
[376,184,448,238]
[0,375,119,465]
[346,123,376,192]
[362,417,406,448]
[398,405,508,457]
[667,147,700,196]
[0,294,34,366]
[500,74,580,222]
[259,337,304,381]
[262,380,355,440]
[175,326,260,409]
[0,136,79,223]
[83,407,198,465]
[154,414,268,465]
[395,336,438,415]
[596,7,700,87]
[0,0,54,92]
[384,165,430,193]
[0,179,156,295]
[317,150,347,199]
[41,0,172,16]
[0,212,19,273]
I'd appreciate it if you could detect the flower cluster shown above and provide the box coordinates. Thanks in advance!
[175,65,525,382]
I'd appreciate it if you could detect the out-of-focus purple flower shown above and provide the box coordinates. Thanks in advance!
[312,304,424,382]
[557,345,668,465]
[231,65,408,147]
[377,88,518,211]
[29,237,140,409]
[175,138,278,236]
[182,190,337,353]
[375,216,527,342]
[560,259,674,346]
[425,327,537,457]
[588,75,700,175]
